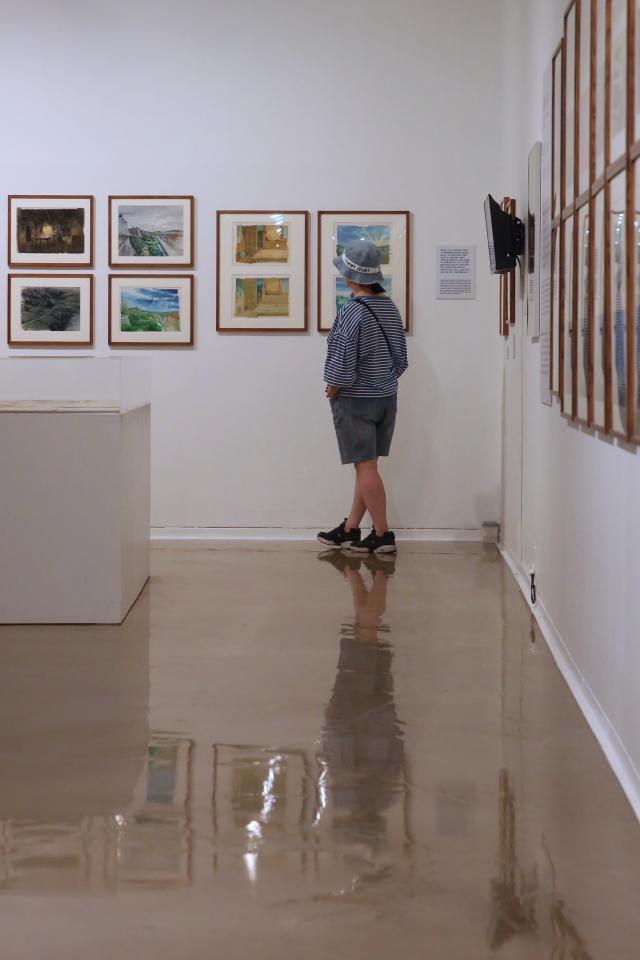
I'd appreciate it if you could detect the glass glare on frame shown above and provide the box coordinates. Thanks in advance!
[609,173,628,436]
[578,0,591,196]
[563,216,575,415]
[564,6,576,205]
[592,190,607,430]
[577,204,590,421]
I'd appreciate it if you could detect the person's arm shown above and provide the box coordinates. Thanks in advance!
[323,304,360,394]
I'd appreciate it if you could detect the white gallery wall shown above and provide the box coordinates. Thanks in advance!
[0,0,505,535]
[501,1,640,809]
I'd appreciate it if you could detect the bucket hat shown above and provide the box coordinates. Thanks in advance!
[334,238,384,285]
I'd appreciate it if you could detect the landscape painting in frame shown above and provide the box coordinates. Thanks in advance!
[317,211,409,332]
[109,196,194,267]
[109,275,194,346]
[8,274,93,347]
[9,196,93,268]
[216,211,308,331]
[335,274,393,315]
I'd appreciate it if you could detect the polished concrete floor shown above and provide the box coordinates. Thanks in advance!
[0,542,639,959]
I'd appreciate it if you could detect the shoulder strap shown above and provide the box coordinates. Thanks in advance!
[354,297,394,360]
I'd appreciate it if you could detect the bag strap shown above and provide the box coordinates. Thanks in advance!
[354,297,394,361]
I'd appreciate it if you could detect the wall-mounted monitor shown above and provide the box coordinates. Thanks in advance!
[484,194,525,274]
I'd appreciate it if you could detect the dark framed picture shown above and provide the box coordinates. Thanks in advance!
[8,273,93,347]
[216,211,308,332]
[108,274,194,346]
[317,211,410,332]
[8,195,94,268]
[109,195,194,268]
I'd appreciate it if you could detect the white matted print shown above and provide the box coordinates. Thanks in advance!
[109,196,193,267]
[9,196,93,268]
[217,211,308,331]
[109,275,194,346]
[8,274,93,347]
[318,211,409,332]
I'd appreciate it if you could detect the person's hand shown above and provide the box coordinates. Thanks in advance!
[326,385,340,399]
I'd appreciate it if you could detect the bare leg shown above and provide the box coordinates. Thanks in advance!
[354,459,389,534]
[346,469,367,531]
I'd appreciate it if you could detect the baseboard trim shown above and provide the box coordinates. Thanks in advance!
[499,543,640,824]
[151,526,487,544]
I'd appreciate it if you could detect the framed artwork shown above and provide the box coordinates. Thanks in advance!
[8,195,93,268]
[108,275,194,346]
[216,211,308,332]
[608,173,628,436]
[592,190,607,429]
[552,44,563,219]
[634,163,640,442]
[8,274,93,347]
[551,226,561,392]
[561,215,575,416]
[610,0,627,163]
[108,195,194,268]
[636,0,640,146]
[576,204,590,421]
[577,0,591,198]
[594,0,606,178]
[563,3,577,208]
[317,211,409,332]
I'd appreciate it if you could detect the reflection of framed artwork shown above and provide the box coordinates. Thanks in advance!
[561,216,575,417]
[317,211,409,332]
[8,195,93,268]
[577,0,591,198]
[212,744,311,872]
[610,0,627,162]
[8,274,93,347]
[563,3,576,208]
[109,196,194,268]
[592,190,607,430]
[117,735,192,888]
[216,211,308,332]
[108,275,194,346]
[609,175,628,436]
[576,204,590,421]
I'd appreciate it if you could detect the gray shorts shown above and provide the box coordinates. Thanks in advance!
[330,394,397,465]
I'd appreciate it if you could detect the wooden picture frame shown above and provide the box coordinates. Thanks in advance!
[7,273,94,347]
[108,274,194,347]
[563,2,577,214]
[8,195,94,269]
[576,202,591,421]
[317,211,410,332]
[216,211,308,333]
[609,0,628,164]
[592,188,608,428]
[608,171,629,436]
[108,195,194,268]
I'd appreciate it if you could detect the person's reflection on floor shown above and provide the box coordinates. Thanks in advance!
[317,551,405,857]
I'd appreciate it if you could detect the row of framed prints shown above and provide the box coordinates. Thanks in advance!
[6,198,410,342]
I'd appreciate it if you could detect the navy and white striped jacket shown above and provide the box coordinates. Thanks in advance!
[324,296,408,397]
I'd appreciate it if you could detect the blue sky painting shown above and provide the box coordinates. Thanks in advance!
[122,287,180,313]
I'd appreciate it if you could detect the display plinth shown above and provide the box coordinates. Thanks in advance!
[0,359,150,624]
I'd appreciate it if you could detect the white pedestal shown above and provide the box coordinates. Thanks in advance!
[0,359,150,624]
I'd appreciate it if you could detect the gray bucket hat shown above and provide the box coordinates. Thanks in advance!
[334,238,384,285]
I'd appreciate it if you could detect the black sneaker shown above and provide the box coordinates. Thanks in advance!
[317,520,361,549]
[317,549,363,574]
[349,530,397,554]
